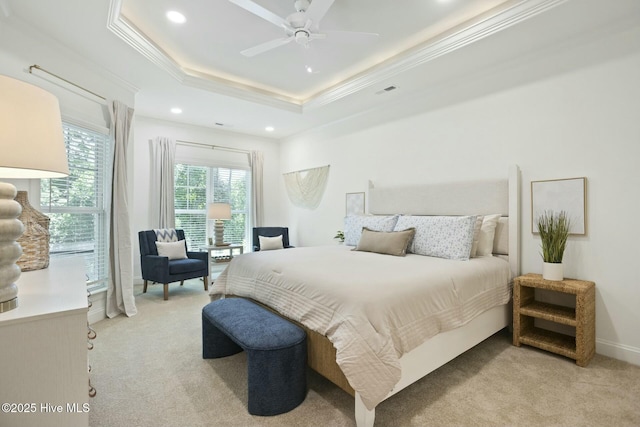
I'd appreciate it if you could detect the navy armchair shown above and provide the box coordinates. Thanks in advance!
[252,227,294,251]
[138,229,209,300]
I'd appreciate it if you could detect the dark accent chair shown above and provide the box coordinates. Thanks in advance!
[138,229,209,300]
[252,227,294,251]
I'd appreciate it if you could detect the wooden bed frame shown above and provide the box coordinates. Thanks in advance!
[237,166,521,426]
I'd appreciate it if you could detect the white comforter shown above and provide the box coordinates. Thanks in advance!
[209,245,511,410]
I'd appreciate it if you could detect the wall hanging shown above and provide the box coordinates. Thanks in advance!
[283,165,330,210]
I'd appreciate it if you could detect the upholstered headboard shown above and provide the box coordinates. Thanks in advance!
[366,166,521,278]
[369,179,509,216]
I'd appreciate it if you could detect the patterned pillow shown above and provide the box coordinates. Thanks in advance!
[394,215,478,260]
[343,215,399,246]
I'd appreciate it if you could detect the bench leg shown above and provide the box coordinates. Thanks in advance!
[247,342,307,416]
[203,275,209,291]
[143,280,148,293]
[163,283,169,300]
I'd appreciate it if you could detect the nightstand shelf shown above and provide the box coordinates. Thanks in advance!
[513,273,595,367]
[519,301,576,326]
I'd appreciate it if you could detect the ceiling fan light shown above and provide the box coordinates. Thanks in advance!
[294,29,310,46]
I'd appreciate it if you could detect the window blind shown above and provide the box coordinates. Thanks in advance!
[174,164,251,251]
[41,124,110,290]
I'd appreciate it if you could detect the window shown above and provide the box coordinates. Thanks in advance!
[40,123,110,291]
[174,164,251,251]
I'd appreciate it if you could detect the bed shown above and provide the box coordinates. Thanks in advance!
[209,166,521,427]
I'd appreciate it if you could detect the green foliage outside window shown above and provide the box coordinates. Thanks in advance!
[174,164,250,251]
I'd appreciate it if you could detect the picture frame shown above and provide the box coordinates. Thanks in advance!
[531,177,586,235]
[345,192,365,216]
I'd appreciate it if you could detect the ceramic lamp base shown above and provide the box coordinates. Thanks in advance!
[214,220,226,246]
[0,182,25,313]
[542,262,563,281]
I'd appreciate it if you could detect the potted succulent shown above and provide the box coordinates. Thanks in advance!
[334,230,345,244]
[537,210,570,281]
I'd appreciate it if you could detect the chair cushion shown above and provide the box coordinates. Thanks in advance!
[169,258,206,275]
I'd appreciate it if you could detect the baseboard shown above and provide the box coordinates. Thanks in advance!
[596,338,640,366]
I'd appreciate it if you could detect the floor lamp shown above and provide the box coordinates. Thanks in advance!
[0,75,69,313]
[207,203,232,246]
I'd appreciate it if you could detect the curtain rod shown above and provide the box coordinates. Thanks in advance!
[283,165,330,175]
[176,139,250,154]
[28,64,107,101]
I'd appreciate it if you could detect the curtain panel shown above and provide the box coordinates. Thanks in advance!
[150,137,176,228]
[106,100,136,318]
[250,150,264,227]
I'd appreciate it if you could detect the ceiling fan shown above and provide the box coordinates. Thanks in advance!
[229,0,378,57]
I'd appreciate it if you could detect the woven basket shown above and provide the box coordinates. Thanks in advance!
[15,191,51,272]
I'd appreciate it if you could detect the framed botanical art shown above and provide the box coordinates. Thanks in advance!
[345,192,365,216]
[531,177,586,235]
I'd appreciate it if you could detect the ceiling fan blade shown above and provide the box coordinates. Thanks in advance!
[241,37,293,57]
[229,0,289,29]
[304,0,335,26]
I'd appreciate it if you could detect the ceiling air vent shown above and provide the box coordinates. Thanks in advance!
[375,85,398,95]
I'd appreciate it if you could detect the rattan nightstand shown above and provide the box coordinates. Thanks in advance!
[513,273,595,367]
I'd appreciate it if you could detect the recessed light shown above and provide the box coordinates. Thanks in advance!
[265,126,274,132]
[306,66,313,73]
[166,11,186,24]
[170,107,182,114]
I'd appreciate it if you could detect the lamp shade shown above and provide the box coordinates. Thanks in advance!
[207,203,232,220]
[0,75,69,178]
[0,75,68,313]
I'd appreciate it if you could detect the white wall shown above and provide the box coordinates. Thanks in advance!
[132,116,283,279]
[279,28,640,364]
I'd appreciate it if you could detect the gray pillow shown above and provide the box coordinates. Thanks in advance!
[352,227,416,257]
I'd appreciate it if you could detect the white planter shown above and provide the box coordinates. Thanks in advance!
[543,262,563,281]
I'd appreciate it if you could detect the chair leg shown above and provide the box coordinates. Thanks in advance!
[180,280,184,286]
[143,280,148,293]
[164,284,169,301]
[203,276,209,291]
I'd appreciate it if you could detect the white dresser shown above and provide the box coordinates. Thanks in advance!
[0,258,89,427]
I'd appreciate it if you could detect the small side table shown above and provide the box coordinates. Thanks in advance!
[513,273,595,367]
[205,244,244,268]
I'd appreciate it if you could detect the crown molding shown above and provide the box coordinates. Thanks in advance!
[107,0,184,83]
[107,0,567,113]
[303,0,568,110]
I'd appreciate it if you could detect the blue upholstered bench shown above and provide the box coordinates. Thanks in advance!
[202,298,307,416]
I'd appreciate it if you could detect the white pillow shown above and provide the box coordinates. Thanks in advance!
[156,240,188,260]
[475,214,502,257]
[394,215,477,261]
[343,215,399,246]
[259,235,284,251]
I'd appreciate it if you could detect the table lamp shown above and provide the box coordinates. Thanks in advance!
[207,203,232,246]
[0,75,69,313]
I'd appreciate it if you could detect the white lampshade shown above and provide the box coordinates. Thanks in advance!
[207,203,232,220]
[0,75,69,178]
[0,75,69,313]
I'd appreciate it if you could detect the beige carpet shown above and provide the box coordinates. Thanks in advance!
[88,279,640,427]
